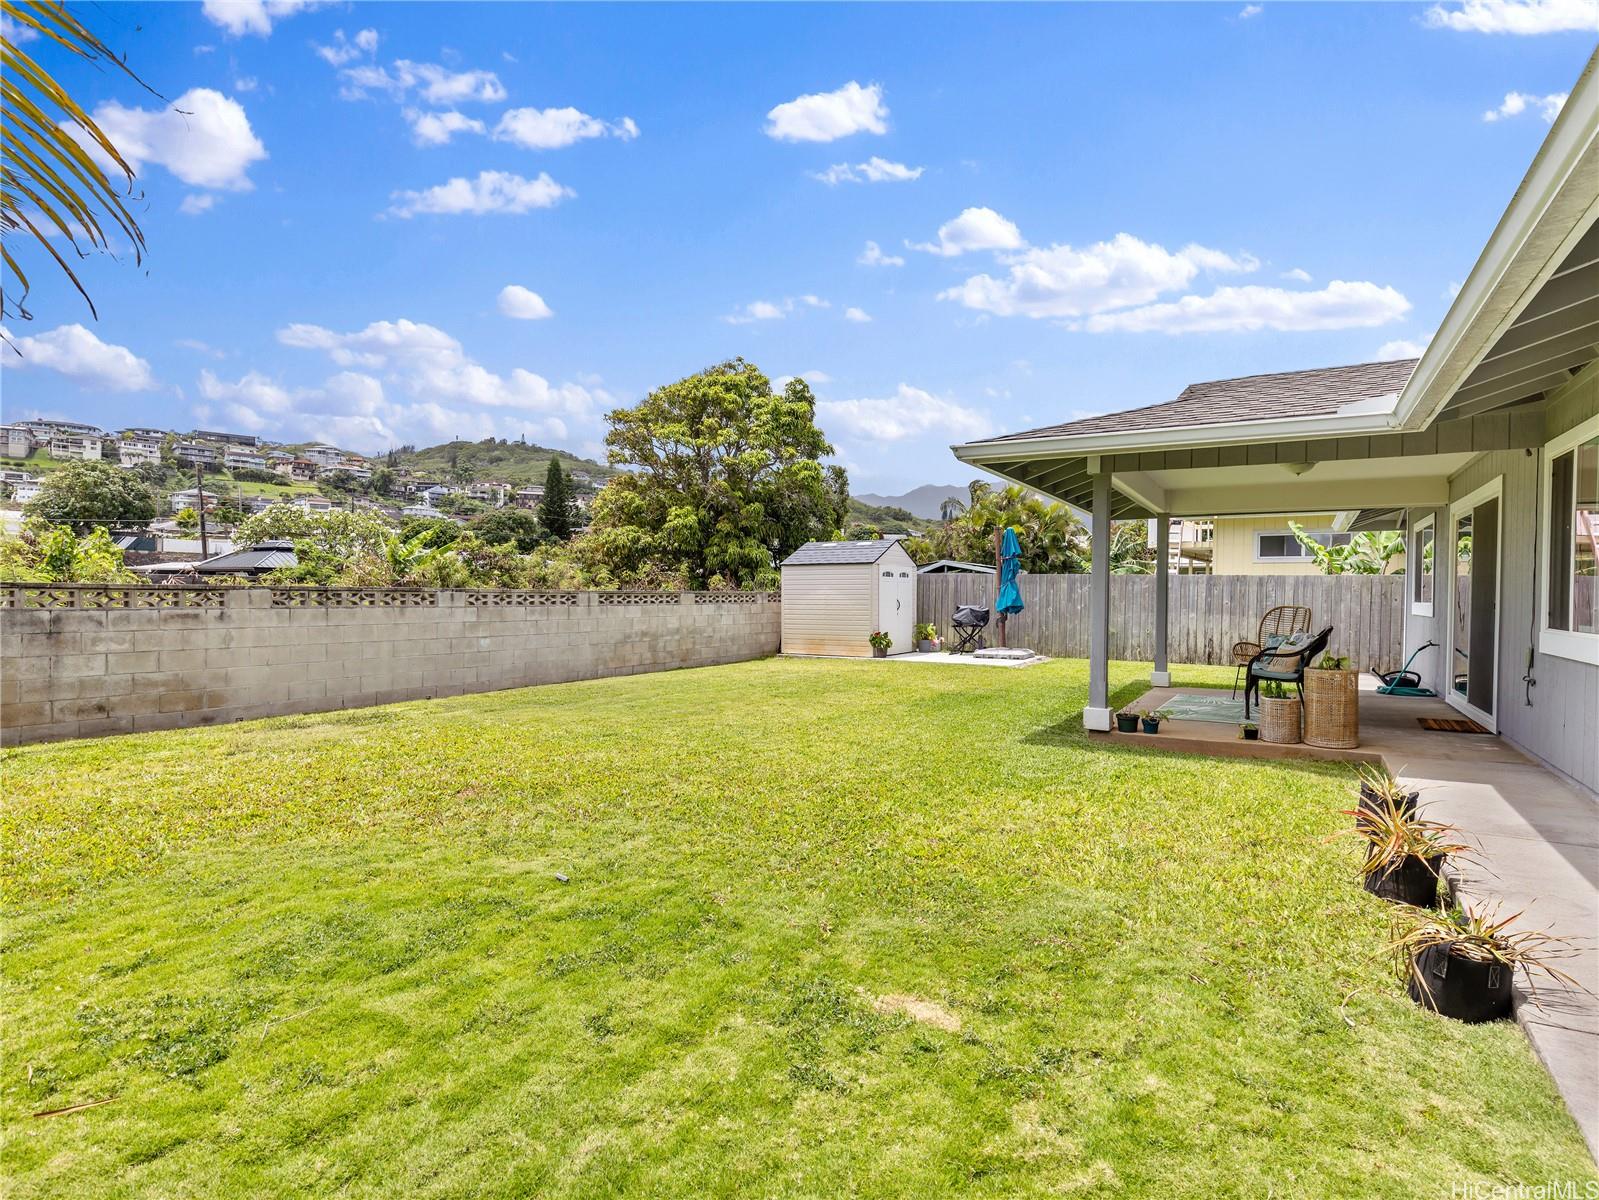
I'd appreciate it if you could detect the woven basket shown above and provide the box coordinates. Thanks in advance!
[1257,695,1302,744]
[1303,667,1360,748]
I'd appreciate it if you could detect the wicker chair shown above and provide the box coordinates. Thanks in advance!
[1232,604,1312,697]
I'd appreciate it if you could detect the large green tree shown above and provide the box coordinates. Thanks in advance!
[585,359,847,588]
[537,457,577,541]
[24,459,155,527]
[472,508,543,553]
[1289,521,1405,575]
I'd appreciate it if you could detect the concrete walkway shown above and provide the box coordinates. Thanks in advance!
[1114,681,1599,1158]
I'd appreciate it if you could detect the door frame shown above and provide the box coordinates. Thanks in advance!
[1445,474,1503,732]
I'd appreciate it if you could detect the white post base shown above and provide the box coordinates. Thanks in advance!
[1083,706,1113,732]
[1151,670,1171,687]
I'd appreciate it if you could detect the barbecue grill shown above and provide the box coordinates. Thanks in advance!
[950,604,990,654]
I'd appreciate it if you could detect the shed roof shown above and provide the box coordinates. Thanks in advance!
[193,540,297,574]
[981,358,1418,445]
[782,540,904,567]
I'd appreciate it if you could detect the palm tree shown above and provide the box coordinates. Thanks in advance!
[2,1,151,326]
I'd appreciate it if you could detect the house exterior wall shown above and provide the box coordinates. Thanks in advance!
[780,563,874,657]
[1422,364,1598,791]
[0,588,781,747]
[1208,512,1407,575]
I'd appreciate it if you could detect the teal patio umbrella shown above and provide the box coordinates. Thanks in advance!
[996,526,1023,646]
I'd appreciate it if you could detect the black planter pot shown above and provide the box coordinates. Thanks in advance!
[1363,854,1442,906]
[1140,716,1160,734]
[1359,782,1419,818]
[1240,726,1259,741]
[1407,943,1514,1023]
[1115,712,1139,733]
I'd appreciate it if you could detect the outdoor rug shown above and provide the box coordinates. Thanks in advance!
[1153,694,1247,724]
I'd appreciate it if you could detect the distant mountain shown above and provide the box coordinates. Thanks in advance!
[853,484,968,520]
[390,439,612,488]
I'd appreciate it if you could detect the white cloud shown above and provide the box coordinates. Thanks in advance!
[942,233,1258,318]
[404,109,487,146]
[858,240,905,268]
[1376,337,1432,360]
[87,87,266,191]
[386,170,573,218]
[844,307,872,323]
[1079,280,1411,334]
[1239,4,1264,16]
[725,300,789,324]
[1445,280,1463,299]
[313,27,378,67]
[493,107,640,149]
[498,285,554,320]
[772,370,833,390]
[1,12,39,42]
[268,318,608,449]
[1282,267,1313,282]
[339,60,506,105]
[180,193,219,215]
[1424,0,1598,33]
[811,156,924,185]
[1482,90,1568,121]
[201,0,321,38]
[176,338,228,359]
[911,207,1025,257]
[765,81,888,143]
[818,384,990,442]
[2,324,156,391]
[234,76,258,93]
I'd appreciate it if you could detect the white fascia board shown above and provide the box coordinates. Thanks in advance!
[1392,51,1599,432]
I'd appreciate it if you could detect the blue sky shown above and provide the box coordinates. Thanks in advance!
[2,0,1594,492]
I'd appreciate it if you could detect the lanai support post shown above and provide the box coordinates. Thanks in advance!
[1085,466,1112,732]
[1153,514,1171,687]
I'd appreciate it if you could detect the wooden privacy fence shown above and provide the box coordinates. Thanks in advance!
[917,573,1405,668]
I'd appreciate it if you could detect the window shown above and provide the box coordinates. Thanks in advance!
[1541,415,1599,663]
[1411,515,1435,616]
[1255,530,1351,561]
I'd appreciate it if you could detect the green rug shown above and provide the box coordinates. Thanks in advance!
[1153,693,1247,724]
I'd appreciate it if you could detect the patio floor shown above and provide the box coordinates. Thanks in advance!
[1109,677,1599,1158]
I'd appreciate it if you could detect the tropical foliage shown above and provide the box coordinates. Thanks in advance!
[584,359,848,589]
[22,460,156,527]
[1,0,148,324]
[1289,521,1405,575]
[0,518,136,582]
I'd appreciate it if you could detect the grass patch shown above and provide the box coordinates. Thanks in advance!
[2,658,1592,1196]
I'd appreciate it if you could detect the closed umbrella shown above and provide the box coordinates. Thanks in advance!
[996,526,1024,646]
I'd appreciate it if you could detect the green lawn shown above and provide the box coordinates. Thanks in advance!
[3,659,1593,1197]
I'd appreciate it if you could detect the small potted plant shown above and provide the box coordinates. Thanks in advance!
[913,622,938,653]
[1140,713,1161,734]
[1238,722,1259,741]
[1389,903,1582,1023]
[1115,710,1139,733]
[868,630,892,658]
[1256,679,1301,744]
[1354,762,1418,819]
[1304,652,1359,748]
[1339,795,1470,908]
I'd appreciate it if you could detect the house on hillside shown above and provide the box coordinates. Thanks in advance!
[953,55,1598,794]
[1,426,36,459]
[273,458,318,482]
[174,442,220,467]
[118,441,162,468]
[300,445,345,469]
[515,485,545,508]
[224,448,267,471]
[194,430,260,448]
[48,430,103,461]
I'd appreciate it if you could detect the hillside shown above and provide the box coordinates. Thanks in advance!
[845,498,937,536]
[389,439,613,488]
[853,484,969,520]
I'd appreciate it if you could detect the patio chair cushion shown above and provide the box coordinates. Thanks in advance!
[1249,666,1302,681]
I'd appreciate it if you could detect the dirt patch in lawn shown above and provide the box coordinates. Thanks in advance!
[872,994,960,1032]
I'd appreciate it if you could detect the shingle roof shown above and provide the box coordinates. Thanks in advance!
[194,540,297,575]
[782,540,900,567]
[981,358,1419,444]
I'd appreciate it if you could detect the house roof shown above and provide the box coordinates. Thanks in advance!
[782,540,904,567]
[193,540,297,574]
[982,358,1418,445]
[917,559,995,575]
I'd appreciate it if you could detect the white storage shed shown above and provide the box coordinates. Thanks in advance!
[780,540,919,657]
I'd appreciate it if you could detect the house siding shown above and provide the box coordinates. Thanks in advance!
[1439,364,1598,791]
[780,563,874,657]
[1208,512,1400,576]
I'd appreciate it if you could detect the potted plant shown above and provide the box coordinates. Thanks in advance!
[1389,903,1583,1023]
[1339,795,1470,908]
[868,630,892,658]
[913,622,938,653]
[1115,710,1140,733]
[1256,679,1301,744]
[1238,722,1259,741]
[1354,762,1418,819]
[1304,652,1359,749]
[1140,713,1161,734]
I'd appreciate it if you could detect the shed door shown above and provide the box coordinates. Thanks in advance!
[877,566,916,655]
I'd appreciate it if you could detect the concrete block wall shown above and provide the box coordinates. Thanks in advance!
[0,588,781,746]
